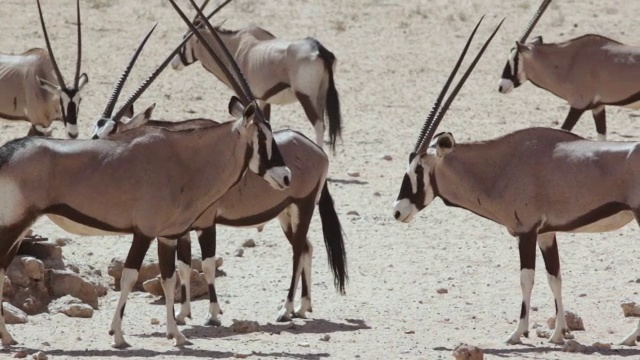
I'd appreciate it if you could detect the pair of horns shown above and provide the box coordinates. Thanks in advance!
[99,0,235,123]
[36,0,82,89]
[414,16,503,154]
[519,0,551,43]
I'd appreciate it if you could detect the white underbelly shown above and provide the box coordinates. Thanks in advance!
[569,210,635,233]
[266,88,297,105]
[624,100,640,110]
[46,214,126,236]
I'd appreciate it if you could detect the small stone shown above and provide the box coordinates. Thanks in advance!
[142,277,164,297]
[621,300,640,317]
[531,306,538,312]
[234,248,244,257]
[437,288,448,294]
[591,342,611,350]
[562,339,585,353]
[347,170,360,177]
[452,343,483,360]
[231,319,259,334]
[373,191,381,196]
[13,350,28,358]
[536,329,550,338]
[563,333,575,340]
[48,296,93,318]
[32,351,48,360]
[21,257,45,280]
[405,330,415,334]
[579,293,587,297]
[347,210,359,216]
[547,317,555,329]
[242,239,256,248]
[234,352,252,359]
[76,337,81,341]
[54,238,72,247]
[215,257,224,269]
[45,269,99,309]
[150,317,160,325]
[299,342,310,348]
[320,334,330,342]
[3,302,28,324]
[379,154,393,161]
[547,310,585,331]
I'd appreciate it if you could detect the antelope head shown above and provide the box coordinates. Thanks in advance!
[170,0,232,71]
[169,0,290,190]
[498,0,551,94]
[36,0,88,138]
[393,17,503,223]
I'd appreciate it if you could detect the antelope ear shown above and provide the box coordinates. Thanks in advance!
[228,96,245,119]
[37,76,60,94]
[122,103,135,119]
[516,41,532,54]
[433,132,456,157]
[77,73,89,90]
[531,35,543,44]
[242,102,257,128]
[120,103,155,130]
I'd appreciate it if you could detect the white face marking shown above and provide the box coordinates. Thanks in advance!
[392,198,418,223]
[265,166,292,190]
[498,78,514,94]
[92,120,116,139]
[66,123,78,138]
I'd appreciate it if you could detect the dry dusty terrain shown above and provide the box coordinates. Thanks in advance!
[2,0,640,359]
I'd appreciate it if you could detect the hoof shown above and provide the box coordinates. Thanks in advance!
[292,312,307,319]
[176,318,187,326]
[112,341,131,349]
[204,318,221,327]
[176,339,192,347]
[276,314,292,323]
[523,331,529,338]
[619,339,637,347]
[1,339,17,346]
[506,337,522,345]
[549,337,565,345]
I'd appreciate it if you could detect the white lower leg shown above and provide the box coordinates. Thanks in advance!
[175,260,191,325]
[0,269,16,346]
[109,268,138,348]
[202,257,221,326]
[295,247,314,317]
[547,273,566,344]
[507,269,534,344]
[277,258,304,322]
[620,320,640,346]
[314,122,325,149]
[160,273,188,346]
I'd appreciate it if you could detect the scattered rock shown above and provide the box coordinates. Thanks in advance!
[562,339,585,353]
[231,319,259,334]
[108,259,159,287]
[320,334,330,342]
[536,329,550,338]
[234,248,244,258]
[18,241,63,270]
[347,210,360,216]
[144,270,209,301]
[234,352,252,359]
[564,333,575,340]
[7,258,31,287]
[142,277,164,297]
[242,239,256,248]
[299,342,310,348]
[54,238,72,247]
[2,302,28,324]
[452,343,483,360]
[379,154,393,161]
[347,170,360,177]
[13,349,28,358]
[621,301,640,317]
[373,191,381,196]
[591,342,612,350]
[65,264,80,274]
[150,317,160,325]
[21,257,44,281]
[32,351,47,360]
[48,296,94,318]
[437,288,448,294]
[3,276,14,299]
[45,270,98,309]
[547,310,584,330]
[215,257,224,269]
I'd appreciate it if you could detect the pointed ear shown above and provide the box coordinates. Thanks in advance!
[77,73,89,90]
[228,96,245,119]
[516,41,532,54]
[37,76,60,95]
[122,103,135,120]
[531,35,543,44]
[120,103,154,131]
[433,132,456,157]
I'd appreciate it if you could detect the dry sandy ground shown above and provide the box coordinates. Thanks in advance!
[2,0,640,359]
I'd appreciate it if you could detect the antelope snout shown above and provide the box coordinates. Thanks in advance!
[498,78,513,94]
[392,199,416,223]
[170,55,184,71]
[265,166,292,190]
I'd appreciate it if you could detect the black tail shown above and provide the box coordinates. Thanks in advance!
[316,43,342,153]
[318,181,348,294]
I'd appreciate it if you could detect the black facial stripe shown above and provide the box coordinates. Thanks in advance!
[397,174,414,201]
[66,102,78,125]
[396,164,427,208]
[512,51,521,87]
[255,129,268,176]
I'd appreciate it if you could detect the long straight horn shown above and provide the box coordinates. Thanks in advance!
[74,0,82,87]
[168,0,248,104]
[413,16,485,154]
[186,0,257,104]
[183,0,233,47]
[194,0,211,20]
[36,0,66,89]
[112,30,197,121]
[519,0,551,43]
[418,18,504,153]
[101,24,157,119]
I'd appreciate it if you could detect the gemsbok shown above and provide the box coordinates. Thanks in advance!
[0,0,88,138]
[395,16,640,347]
[0,10,291,346]
[94,1,347,346]
[169,0,343,151]
[499,0,640,141]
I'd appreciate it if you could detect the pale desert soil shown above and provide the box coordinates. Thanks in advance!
[2,0,640,359]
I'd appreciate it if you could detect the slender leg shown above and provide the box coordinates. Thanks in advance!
[0,227,31,346]
[109,234,152,348]
[507,232,537,344]
[295,91,324,149]
[621,214,640,345]
[295,239,314,318]
[175,232,192,325]
[157,237,189,346]
[592,106,606,141]
[198,227,223,326]
[560,107,586,133]
[538,232,566,344]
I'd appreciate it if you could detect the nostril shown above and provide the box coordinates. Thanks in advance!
[283,176,290,187]
[394,211,401,220]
